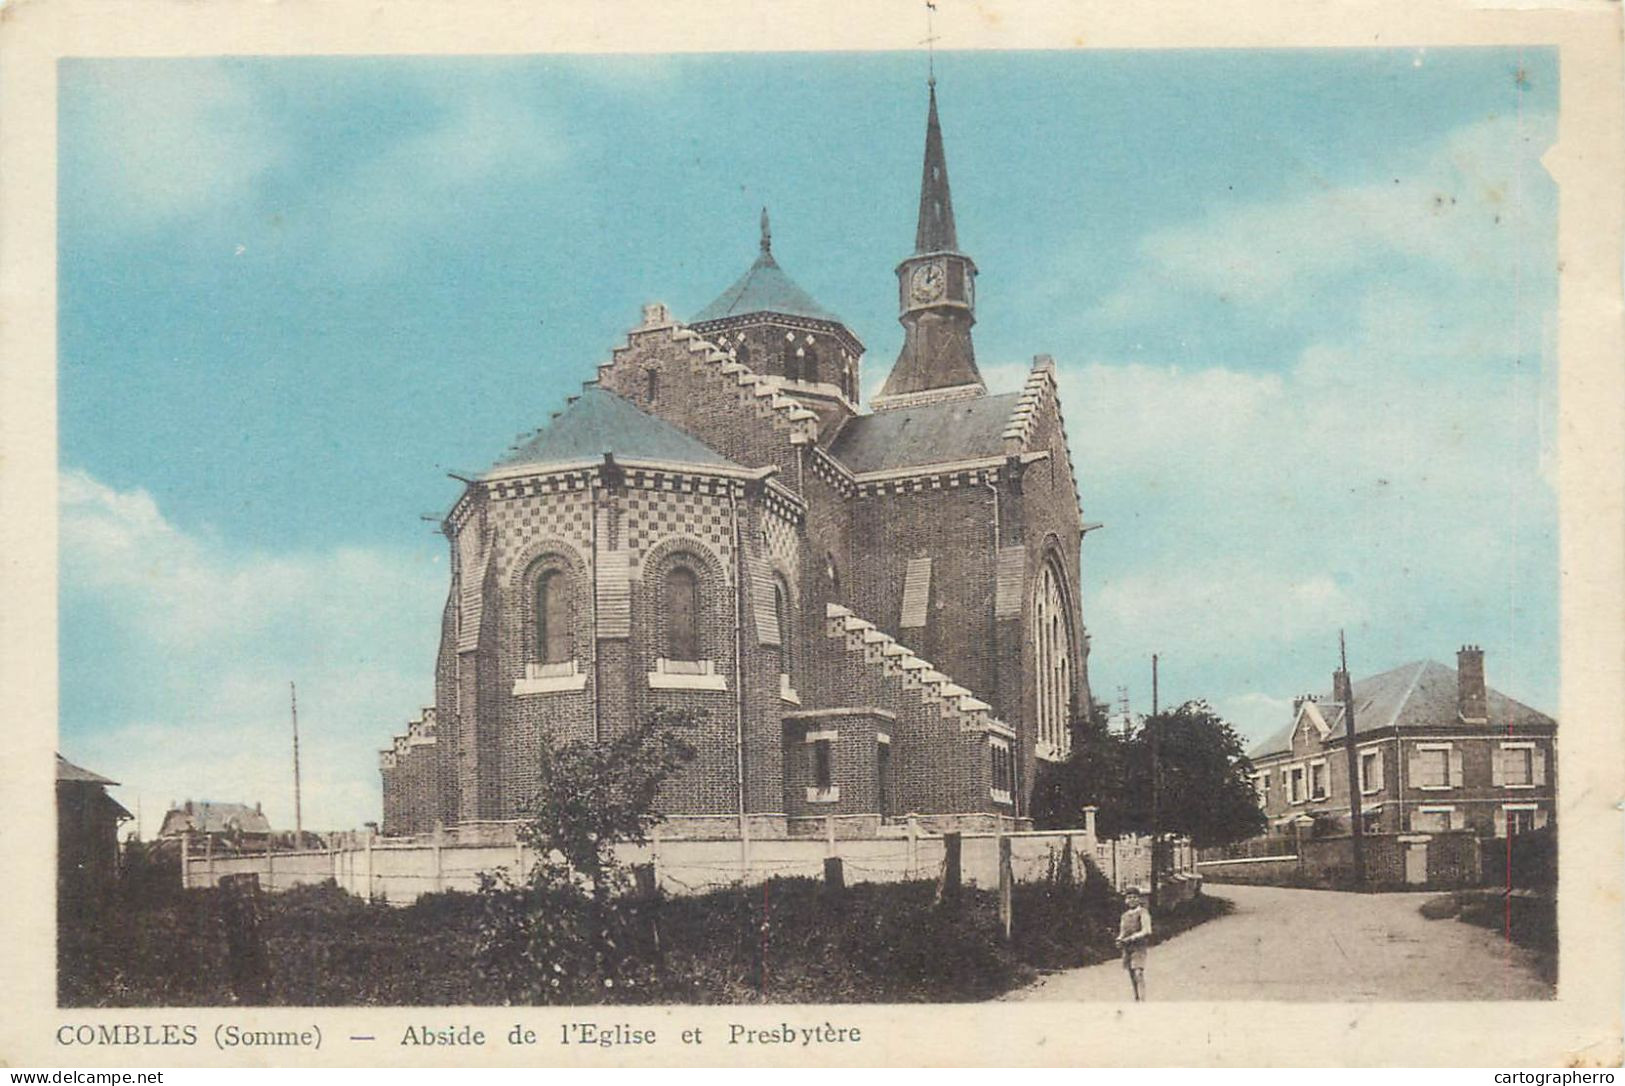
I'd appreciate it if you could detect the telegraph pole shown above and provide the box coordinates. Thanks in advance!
[1149,653,1160,909]
[1339,632,1365,887]
[290,681,304,849]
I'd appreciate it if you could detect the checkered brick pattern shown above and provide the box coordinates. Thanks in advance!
[489,490,594,580]
[762,508,800,583]
[623,487,734,578]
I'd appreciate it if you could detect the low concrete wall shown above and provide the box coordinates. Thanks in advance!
[1198,856,1301,885]
[185,823,1200,904]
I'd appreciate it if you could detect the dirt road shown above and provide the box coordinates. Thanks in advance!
[1003,883,1552,1002]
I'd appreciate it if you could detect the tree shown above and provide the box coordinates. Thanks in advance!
[1030,697,1265,848]
[1123,700,1265,848]
[473,708,698,1002]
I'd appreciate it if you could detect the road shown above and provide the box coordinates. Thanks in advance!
[1003,883,1553,1002]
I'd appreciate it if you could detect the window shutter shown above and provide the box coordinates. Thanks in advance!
[1449,748,1464,790]
[749,558,779,645]
[1408,749,1423,789]
[1532,747,1547,785]
[900,557,932,629]
[1494,809,1509,838]
[595,550,631,639]
[994,546,1026,619]
[1491,748,1504,787]
[1534,807,1549,829]
[1372,754,1384,792]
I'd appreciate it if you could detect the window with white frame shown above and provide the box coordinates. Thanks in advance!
[989,736,1014,806]
[1413,805,1454,833]
[1500,804,1536,836]
[1309,760,1328,801]
[1359,749,1382,794]
[1416,746,1452,788]
[1288,765,1306,804]
[1500,745,1534,787]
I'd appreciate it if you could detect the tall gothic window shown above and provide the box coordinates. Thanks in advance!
[1034,559,1073,756]
[774,581,791,671]
[536,570,572,664]
[665,566,700,662]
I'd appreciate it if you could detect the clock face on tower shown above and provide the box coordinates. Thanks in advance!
[909,261,946,304]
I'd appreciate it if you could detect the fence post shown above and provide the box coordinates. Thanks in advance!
[205,833,215,889]
[364,830,375,902]
[651,823,662,894]
[265,842,274,893]
[824,856,845,891]
[825,814,836,856]
[937,831,962,905]
[997,833,1013,942]
[906,815,919,877]
[432,820,444,894]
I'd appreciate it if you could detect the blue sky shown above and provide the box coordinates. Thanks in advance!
[57,49,1558,833]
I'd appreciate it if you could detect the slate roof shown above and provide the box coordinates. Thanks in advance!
[692,248,844,325]
[1249,659,1557,759]
[494,386,741,473]
[56,754,117,786]
[828,392,1021,474]
[159,802,273,837]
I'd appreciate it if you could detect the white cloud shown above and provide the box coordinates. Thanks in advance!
[59,471,444,835]
[66,62,287,234]
[1101,110,1556,317]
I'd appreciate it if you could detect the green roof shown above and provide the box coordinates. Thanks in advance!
[693,248,843,325]
[494,386,741,472]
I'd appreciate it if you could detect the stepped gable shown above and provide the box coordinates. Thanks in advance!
[594,304,822,445]
[824,603,1010,738]
[827,391,1021,475]
[1248,659,1557,759]
[493,385,740,474]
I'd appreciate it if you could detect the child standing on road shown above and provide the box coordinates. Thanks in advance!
[1116,887,1152,1001]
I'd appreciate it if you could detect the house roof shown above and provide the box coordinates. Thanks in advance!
[159,802,273,837]
[494,386,742,474]
[1249,658,1556,759]
[56,754,117,786]
[827,391,1021,474]
[692,212,844,325]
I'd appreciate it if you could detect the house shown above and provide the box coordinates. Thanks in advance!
[379,82,1095,839]
[1248,646,1556,838]
[157,800,273,854]
[56,754,132,907]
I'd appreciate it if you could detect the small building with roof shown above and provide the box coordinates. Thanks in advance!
[1247,646,1556,838]
[380,83,1095,839]
[157,800,274,853]
[57,754,132,906]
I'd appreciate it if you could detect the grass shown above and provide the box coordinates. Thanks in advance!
[60,876,1229,1006]
[1420,889,1557,988]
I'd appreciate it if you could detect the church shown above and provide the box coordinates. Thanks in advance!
[380,84,1095,839]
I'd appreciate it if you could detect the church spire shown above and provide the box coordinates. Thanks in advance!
[914,82,958,255]
[876,81,983,408]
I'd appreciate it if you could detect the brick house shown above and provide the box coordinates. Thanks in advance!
[1248,646,1556,839]
[380,85,1095,838]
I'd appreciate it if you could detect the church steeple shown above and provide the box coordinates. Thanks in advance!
[876,81,983,409]
[914,82,958,254]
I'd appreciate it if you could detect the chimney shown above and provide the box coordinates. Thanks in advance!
[255,800,263,815]
[1457,644,1487,722]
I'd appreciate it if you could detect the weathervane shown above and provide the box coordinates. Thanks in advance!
[922,0,940,86]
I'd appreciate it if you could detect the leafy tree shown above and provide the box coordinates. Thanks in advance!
[1121,700,1266,848]
[474,708,698,1002]
[1030,698,1265,848]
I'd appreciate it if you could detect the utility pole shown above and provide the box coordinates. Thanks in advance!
[290,681,303,850]
[1339,631,1365,887]
[1149,653,1160,909]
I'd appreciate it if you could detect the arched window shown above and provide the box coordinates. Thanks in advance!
[1034,559,1074,756]
[536,570,573,664]
[774,581,791,669]
[664,566,700,662]
[825,552,841,601]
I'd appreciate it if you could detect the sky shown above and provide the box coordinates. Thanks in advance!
[56,48,1559,834]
